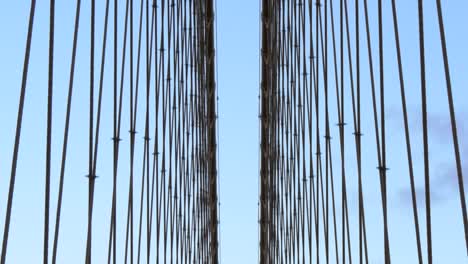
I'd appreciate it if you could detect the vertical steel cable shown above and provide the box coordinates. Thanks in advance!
[85,0,96,262]
[44,0,55,263]
[206,0,219,262]
[155,1,166,262]
[88,0,111,262]
[260,0,271,262]
[378,0,391,263]
[51,1,82,263]
[318,6,333,258]
[324,1,331,261]
[338,1,353,262]
[390,1,423,263]
[435,0,468,254]
[352,0,369,262]
[135,0,149,261]
[362,2,388,261]
[260,0,466,263]
[147,3,158,263]
[124,0,136,261]
[2,0,219,262]
[107,0,130,262]
[314,2,323,263]
[93,0,110,187]
[351,0,369,262]
[106,0,119,262]
[327,0,342,261]
[418,1,432,263]
[1,1,37,262]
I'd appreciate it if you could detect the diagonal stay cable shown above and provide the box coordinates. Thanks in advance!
[390,1,423,263]
[44,0,55,263]
[418,1,432,263]
[1,1,37,262]
[51,0,82,263]
[435,0,468,254]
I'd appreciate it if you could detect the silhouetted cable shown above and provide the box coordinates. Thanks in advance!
[378,0,391,263]
[106,0,119,263]
[418,1,432,263]
[435,0,468,254]
[86,0,111,262]
[44,0,55,263]
[124,0,137,261]
[135,0,149,261]
[260,0,271,262]
[390,1,423,263]
[206,0,219,262]
[51,0,82,263]
[327,0,342,260]
[6,0,468,262]
[363,3,390,262]
[107,0,129,262]
[350,0,369,262]
[314,2,324,263]
[259,0,465,263]
[338,0,352,262]
[322,1,337,262]
[85,0,96,263]
[3,0,218,263]
[92,0,111,181]
[1,1,37,263]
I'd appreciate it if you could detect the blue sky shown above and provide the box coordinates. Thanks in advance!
[0,0,467,263]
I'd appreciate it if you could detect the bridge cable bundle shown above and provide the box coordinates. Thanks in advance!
[259,0,467,263]
[1,0,219,263]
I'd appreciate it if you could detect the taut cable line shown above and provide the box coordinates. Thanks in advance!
[2,0,218,263]
[260,0,466,263]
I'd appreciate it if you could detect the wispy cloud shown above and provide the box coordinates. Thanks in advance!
[433,159,468,196]
[398,186,438,207]
[397,165,467,207]
[387,105,466,144]
[392,108,468,206]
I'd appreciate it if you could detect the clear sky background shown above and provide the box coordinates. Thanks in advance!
[1,0,467,263]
